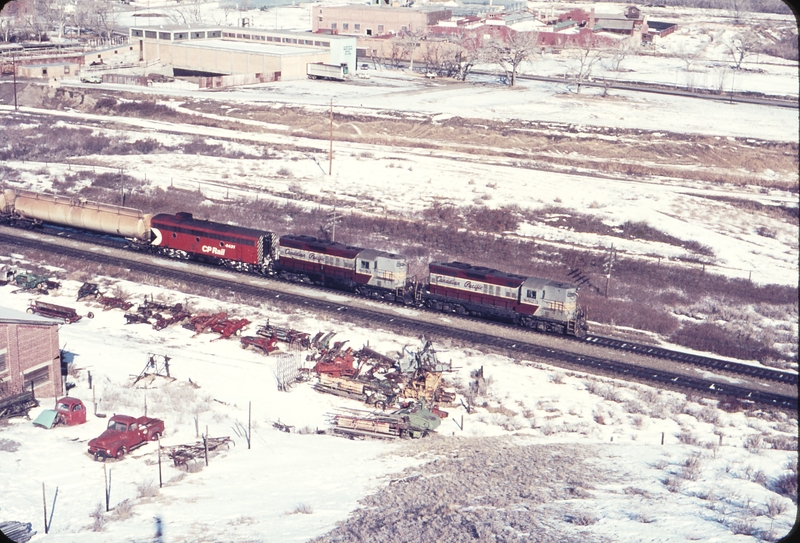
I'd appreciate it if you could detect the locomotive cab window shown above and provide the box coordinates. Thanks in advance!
[526,289,537,299]
[361,260,370,270]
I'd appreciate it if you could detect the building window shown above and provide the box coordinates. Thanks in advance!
[331,23,337,29]
[132,29,143,37]
[42,68,48,75]
[0,351,6,372]
[378,24,384,32]
[318,16,322,22]
[322,41,329,47]
[158,32,171,40]
[64,67,70,74]
[23,366,50,391]
[354,23,360,31]
[267,36,273,41]
[145,30,157,38]
[367,29,372,36]
[343,23,349,30]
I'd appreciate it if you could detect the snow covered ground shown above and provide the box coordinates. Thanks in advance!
[0,272,796,542]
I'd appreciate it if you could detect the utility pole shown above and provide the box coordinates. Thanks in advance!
[328,99,333,175]
[603,244,616,298]
[12,53,18,110]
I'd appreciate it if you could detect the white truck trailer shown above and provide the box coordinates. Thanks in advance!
[306,62,348,81]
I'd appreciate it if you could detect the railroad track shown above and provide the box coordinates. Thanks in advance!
[1,227,797,411]
[582,335,798,386]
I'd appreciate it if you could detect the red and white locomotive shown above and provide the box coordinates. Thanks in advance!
[426,262,584,335]
[276,235,409,301]
[0,188,586,335]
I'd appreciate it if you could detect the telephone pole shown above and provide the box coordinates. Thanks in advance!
[328,99,333,175]
[603,244,616,298]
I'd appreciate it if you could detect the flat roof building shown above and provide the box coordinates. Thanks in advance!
[129,25,357,80]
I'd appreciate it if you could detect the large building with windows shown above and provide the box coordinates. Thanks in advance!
[129,25,357,80]
[0,307,62,400]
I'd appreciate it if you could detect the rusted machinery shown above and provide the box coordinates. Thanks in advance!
[0,388,39,420]
[315,373,397,409]
[331,404,441,440]
[240,335,279,355]
[27,300,93,323]
[184,312,249,339]
[167,436,233,469]
[124,298,189,330]
[257,320,311,349]
[77,283,133,311]
[13,273,60,293]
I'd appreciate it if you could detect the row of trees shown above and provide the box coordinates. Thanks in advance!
[0,0,122,42]
[378,29,618,91]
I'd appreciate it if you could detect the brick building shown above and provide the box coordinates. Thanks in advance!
[312,5,451,37]
[0,306,62,399]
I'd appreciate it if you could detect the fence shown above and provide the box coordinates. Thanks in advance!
[197,72,280,89]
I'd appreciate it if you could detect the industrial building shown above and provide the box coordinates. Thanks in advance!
[129,25,357,80]
[0,306,62,399]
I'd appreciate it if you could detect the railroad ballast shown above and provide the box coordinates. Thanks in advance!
[0,188,587,336]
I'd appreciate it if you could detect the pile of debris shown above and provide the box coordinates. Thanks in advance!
[77,282,133,311]
[124,297,190,331]
[183,312,249,339]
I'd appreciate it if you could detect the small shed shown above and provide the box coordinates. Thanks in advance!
[0,306,62,399]
[16,62,79,79]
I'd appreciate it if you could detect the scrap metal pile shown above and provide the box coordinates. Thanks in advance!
[124,297,191,330]
[77,282,134,311]
[166,436,233,469]
[307,338,457,439]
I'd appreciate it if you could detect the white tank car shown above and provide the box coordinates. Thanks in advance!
[10,190,152,241]
[0,189,16,213]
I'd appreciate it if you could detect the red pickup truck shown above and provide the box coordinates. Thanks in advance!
[87,414,164,461]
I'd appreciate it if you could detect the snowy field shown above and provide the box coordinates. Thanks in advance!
[0,1,798,542]
[0,273,797,543]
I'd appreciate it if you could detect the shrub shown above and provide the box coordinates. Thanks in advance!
[287,503,314,515]
[137,480,159,499]
[89,503,106,532]
[111,499,134,521]
[772,472,798,503]
[766,496,788,517]
[565,512,597,525]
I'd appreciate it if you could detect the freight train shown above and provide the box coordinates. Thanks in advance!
[0,188,586,336]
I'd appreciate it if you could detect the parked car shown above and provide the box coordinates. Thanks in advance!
[87,414,164,461]
[80,75,102,84]
[33,397,87,428]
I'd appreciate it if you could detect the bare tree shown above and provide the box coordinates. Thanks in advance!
[452,32,483,81]
[729,0,752,24]
[168,0,206,26]
[567,43,603,94]
[724,30,759,69]
[485,29,538,87]
[90,0,120,43]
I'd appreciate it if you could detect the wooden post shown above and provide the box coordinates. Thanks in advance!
[204,425,209,466]
[88,370,92,389]
[719,434,723,447]
[248,402,251,450]
[157,436,163,488]
[92,386,97,416]
[661,432,665,445]
[47,487,58,533]
[144,394,147,417]
[104,464,110,512]
[461,415,464,431]
[42,483,48,534]
[328,99,333,176]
